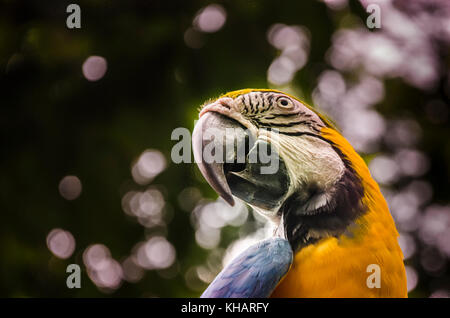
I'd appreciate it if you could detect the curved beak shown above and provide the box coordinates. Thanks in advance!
[192,112,243,206]
[192,112,290,211]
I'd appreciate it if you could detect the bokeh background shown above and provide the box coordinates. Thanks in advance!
[1,0,449,297]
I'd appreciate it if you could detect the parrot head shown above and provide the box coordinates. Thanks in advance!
[192,89,366,251]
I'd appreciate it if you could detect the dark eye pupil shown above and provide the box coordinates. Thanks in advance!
[280,99,288,106]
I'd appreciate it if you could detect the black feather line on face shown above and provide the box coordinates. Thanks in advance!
[267,95,274,110]
[279,131,330,143]
[254,95,261,112]
[263,120,313,128]
[249,95,256,114]
[279,143,367,252]
[264,112,300,120]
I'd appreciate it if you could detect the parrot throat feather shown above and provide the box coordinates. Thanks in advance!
[279,140,367,252]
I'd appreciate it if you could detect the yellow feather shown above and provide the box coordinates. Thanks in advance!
[272,127,407,298]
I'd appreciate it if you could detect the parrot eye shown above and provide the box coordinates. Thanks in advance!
[277,97,293,109]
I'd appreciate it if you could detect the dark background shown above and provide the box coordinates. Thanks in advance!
[0,0,449,297]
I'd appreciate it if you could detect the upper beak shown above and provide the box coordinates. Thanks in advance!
[192,111,290,211]
[192,112,245,206]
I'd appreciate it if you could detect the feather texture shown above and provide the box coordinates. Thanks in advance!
[201,238,293,298]
[271,128,407,297]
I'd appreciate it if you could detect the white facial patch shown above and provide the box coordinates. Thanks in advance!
[268,132,346,215]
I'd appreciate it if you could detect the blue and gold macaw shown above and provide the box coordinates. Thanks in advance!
[192,89,407,298]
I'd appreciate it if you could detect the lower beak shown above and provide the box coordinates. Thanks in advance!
[192,112,290,211]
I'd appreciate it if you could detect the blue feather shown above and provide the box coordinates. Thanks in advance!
[201,237,293,298]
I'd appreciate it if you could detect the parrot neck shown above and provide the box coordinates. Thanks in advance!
[320,127,402,245]
[278,127,367,252]
[272,128,407,297]
[279,127,399,254]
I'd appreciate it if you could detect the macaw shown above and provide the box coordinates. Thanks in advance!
[192,89,407,298]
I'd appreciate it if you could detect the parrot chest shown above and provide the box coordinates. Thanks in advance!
[271,234,407,298]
